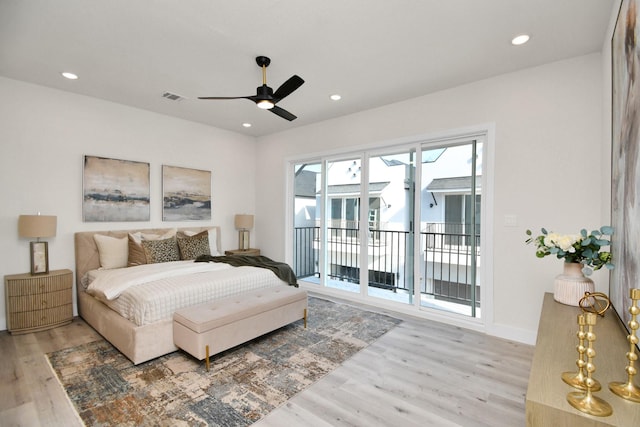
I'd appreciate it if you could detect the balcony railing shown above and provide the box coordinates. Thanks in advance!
[293,224,481,307]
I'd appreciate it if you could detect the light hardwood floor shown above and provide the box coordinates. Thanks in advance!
[0,297,533,427]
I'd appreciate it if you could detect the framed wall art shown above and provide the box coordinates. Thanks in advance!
[83,155,150,222]
[162,165,211,221]
[611,0,640,340]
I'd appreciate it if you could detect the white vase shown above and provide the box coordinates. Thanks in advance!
[553,262,595,306]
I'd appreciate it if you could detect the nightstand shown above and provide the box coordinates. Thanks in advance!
[4,269,73,334]
[224,248,261,256]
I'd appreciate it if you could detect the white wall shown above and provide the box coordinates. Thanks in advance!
[254,53,606,343]
[0,76,257,330]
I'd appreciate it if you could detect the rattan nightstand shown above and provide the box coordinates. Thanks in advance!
[4,269,73,334]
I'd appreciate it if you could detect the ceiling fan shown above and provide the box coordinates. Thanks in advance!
[198,56,304,121]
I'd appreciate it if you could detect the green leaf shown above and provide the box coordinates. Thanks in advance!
[596,239,610,246]
[581,237,592,246]
[601,226,614,235]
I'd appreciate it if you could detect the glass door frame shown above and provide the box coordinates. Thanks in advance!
[285,125,493,325]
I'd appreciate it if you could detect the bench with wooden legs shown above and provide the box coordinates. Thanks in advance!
[173,286,308,370]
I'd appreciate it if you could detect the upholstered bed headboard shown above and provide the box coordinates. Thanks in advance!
[74,226,221,290]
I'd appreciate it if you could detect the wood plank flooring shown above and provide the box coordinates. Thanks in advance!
[0,296,533,426]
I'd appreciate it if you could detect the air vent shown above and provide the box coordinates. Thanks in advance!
[162,91,185,101]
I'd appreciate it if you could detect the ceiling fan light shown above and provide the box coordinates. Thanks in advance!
[257,100,274,110]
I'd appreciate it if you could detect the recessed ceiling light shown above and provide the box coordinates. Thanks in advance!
[61,72,79,80]
[511,34,530,46]
[242,123,252,128]
[330,94,342,101]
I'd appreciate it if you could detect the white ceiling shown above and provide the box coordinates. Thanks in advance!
[0,0,616,137]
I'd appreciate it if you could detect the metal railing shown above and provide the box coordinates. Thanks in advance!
[293,224,481,307]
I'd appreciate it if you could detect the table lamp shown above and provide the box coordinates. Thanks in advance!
[18,214,57,274]
[234,214,254,250]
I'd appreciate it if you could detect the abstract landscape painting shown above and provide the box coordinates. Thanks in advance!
[611,0,640,335]
[162,165,211,221]
[83,155,150,222]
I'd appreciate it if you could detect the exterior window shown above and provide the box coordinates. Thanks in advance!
[291,136,485,319]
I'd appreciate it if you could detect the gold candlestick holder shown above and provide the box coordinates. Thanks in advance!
[567,312,613,417]
[609,288,640,403]
[562,314,601,391]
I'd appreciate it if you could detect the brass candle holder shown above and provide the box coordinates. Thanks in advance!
[562,313,601,391]
[609,288,640,403]
[567,312,613,417]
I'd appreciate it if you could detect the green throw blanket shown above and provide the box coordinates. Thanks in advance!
[195,254,298,287]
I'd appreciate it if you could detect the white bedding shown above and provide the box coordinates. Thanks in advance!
[82,260,287,326]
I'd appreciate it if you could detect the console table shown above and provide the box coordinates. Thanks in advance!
[526,292,640,426]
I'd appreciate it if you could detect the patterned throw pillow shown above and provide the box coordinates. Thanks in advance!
[177,231,211,260]
[141,237,180,264]
[127,229,177,266]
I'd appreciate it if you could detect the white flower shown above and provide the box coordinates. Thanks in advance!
[545,233,580,252]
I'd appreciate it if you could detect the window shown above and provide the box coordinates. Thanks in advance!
[290,131,487,320]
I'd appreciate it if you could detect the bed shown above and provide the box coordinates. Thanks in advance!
[74,226,289,364]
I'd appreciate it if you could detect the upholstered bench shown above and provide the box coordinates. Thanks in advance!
[173,286,308,370]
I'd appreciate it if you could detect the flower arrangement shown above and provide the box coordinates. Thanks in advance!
[525,226,614,276]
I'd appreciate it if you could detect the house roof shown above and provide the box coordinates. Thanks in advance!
[326,182,390,195]
[426,176,481,192]
[295,170,317,198]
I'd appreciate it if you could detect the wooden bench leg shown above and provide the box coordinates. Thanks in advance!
[205,345,210,372]
[304,308,307,328]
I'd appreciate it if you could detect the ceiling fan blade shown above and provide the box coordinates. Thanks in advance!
[197,96,254,100]
[270,105,297,121]
[273,75,304,102]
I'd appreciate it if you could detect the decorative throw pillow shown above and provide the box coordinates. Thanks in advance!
[179,228,220,255]
[127,229,178,266]
[93,234,128,269]
[177,231,211,260]
[141,236,180,264]
[127,233,148,266]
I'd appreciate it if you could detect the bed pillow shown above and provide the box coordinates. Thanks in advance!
[127,229,177,266]
[179,228,220,255]
[177,230,211,260]
[127,234,148,266]
[141,236,180,264]
[93,234,128,269]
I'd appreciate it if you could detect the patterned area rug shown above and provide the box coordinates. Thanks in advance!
[47,297,401,426]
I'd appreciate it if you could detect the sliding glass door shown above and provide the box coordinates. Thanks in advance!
[365,149,416,304]
[419,141,482,317]
[291,137,483,319]
[325,156,362,293]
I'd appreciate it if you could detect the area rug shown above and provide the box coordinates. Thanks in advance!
[47,297,401,426]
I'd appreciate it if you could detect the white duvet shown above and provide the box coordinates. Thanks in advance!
[83,260,286,326]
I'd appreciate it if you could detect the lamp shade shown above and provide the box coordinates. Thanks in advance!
[18,215,57,238]
[234,214,254,230]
